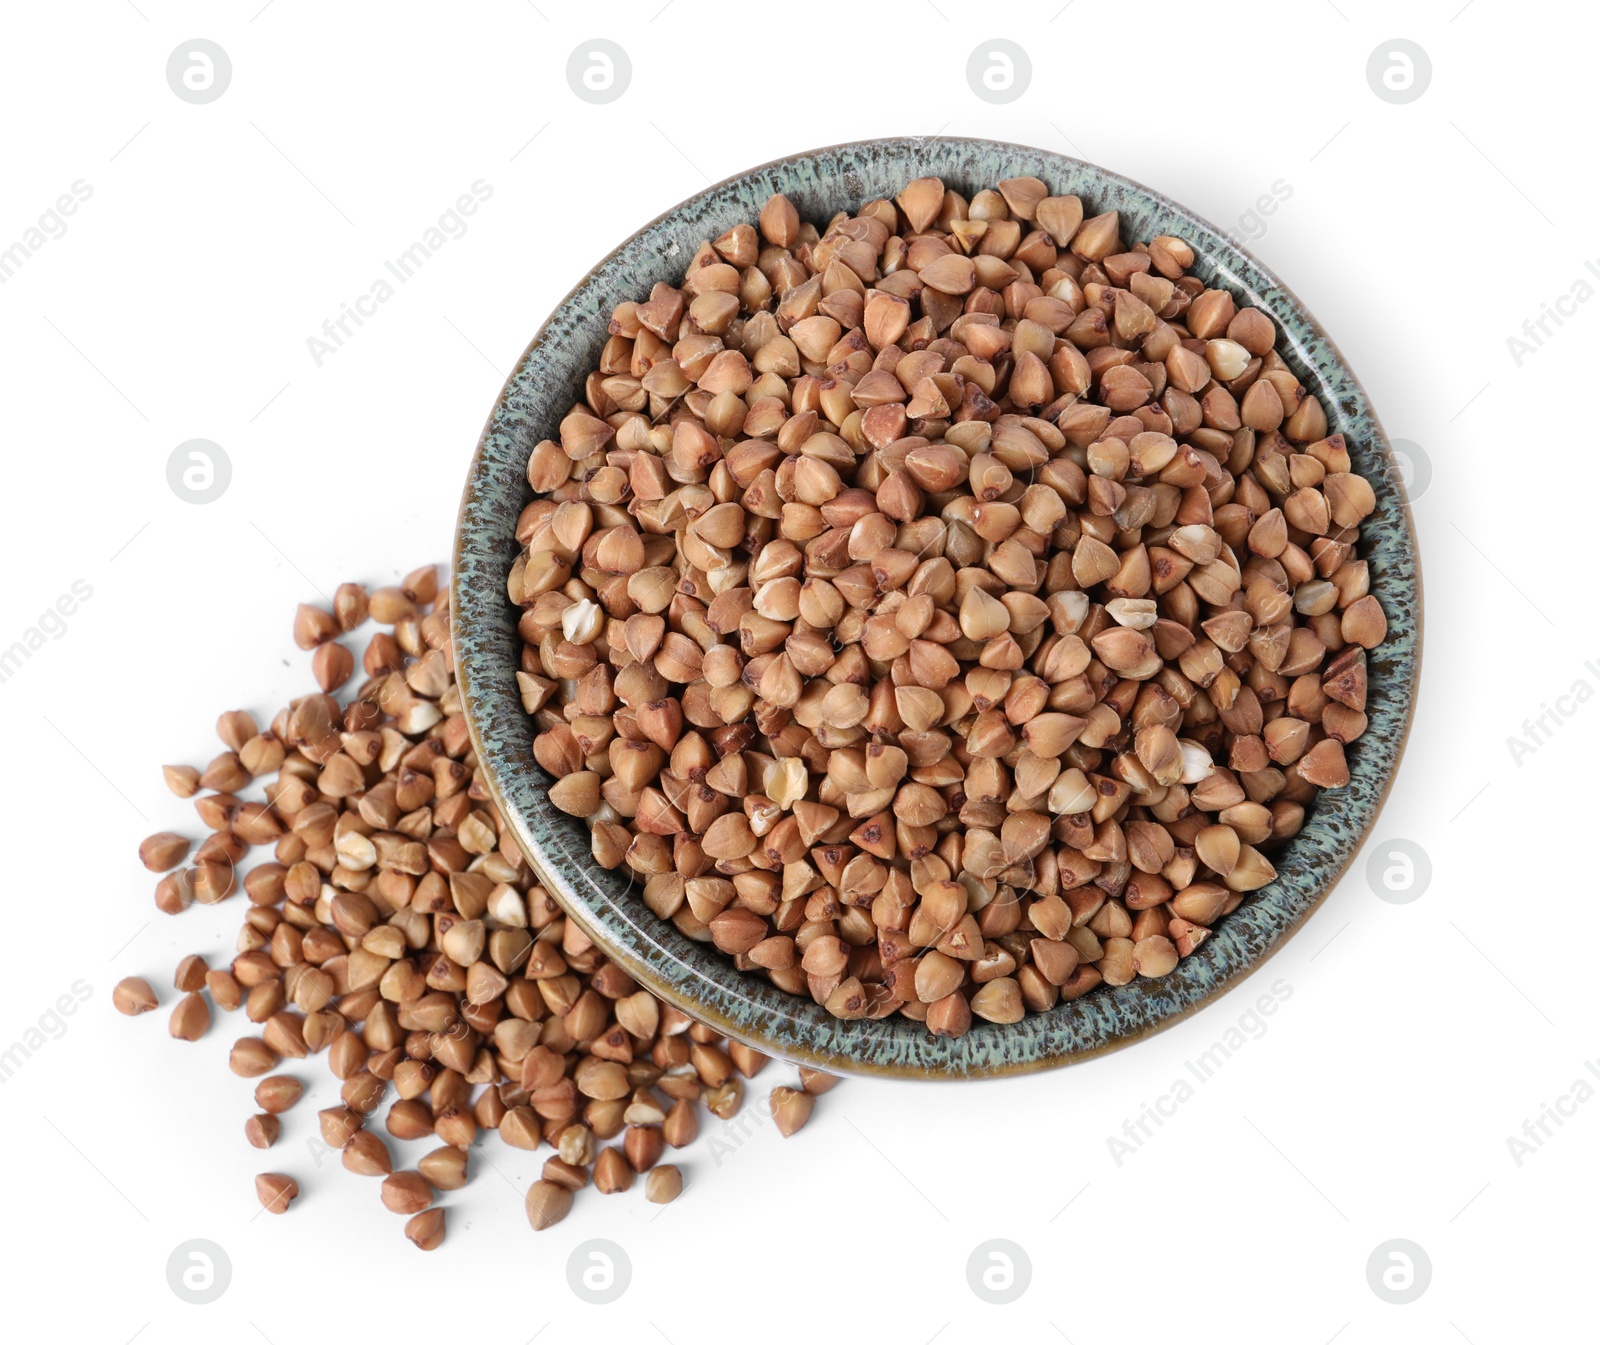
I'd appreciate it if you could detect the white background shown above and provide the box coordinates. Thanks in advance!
[0,1,1589,1341]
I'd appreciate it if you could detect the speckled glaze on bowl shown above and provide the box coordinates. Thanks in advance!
[453,137,1421,1080]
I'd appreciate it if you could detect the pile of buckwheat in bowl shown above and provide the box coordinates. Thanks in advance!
[507,169,1388,1041]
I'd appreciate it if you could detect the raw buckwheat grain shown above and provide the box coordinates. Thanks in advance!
[509,173,1386,1036]
[120,575,831,1245]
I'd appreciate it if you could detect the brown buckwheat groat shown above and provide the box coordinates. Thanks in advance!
[509,174,1385,1037]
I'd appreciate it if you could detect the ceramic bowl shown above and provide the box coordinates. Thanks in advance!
[452,136,1421,1079]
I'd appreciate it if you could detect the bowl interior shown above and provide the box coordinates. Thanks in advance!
[453,136,1421,1079]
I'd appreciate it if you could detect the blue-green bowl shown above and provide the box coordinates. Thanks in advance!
[453,137,1422,1079]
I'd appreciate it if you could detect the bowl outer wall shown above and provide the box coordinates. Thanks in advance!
[452,136,1422,1080]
